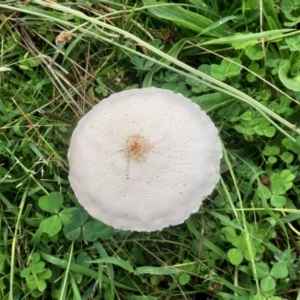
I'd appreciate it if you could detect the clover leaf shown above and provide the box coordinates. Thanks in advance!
[263,145,280,156]
[254,119,276,137]
[38,192,64,236]
[221,225,265,265]
[282,137,300,154]
[281,35,300,51]
[245,46,264,60]
[20,253,52,293]
[267,170,295,207]
[271,195,286,208]
[227,248,243,265]
[63,208,114,241]
[261,276,276,292]
[279,60,300,91]
[211,58,242,81]
[255,261,288,294]
[39,192,63,213]
[63,209,88,241]
[246,63,266,82]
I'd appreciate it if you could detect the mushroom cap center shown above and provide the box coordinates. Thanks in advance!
[125,134,152,162]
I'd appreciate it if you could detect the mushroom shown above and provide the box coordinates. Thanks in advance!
[68,87,222,232]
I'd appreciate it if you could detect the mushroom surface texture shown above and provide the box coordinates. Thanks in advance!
[68,87,222,232]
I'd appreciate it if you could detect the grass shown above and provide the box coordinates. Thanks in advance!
[1,0,300,299]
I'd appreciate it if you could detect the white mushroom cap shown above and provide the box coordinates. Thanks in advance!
[68,87,222,232]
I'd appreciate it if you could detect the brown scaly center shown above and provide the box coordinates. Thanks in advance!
[125,134,152,161]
